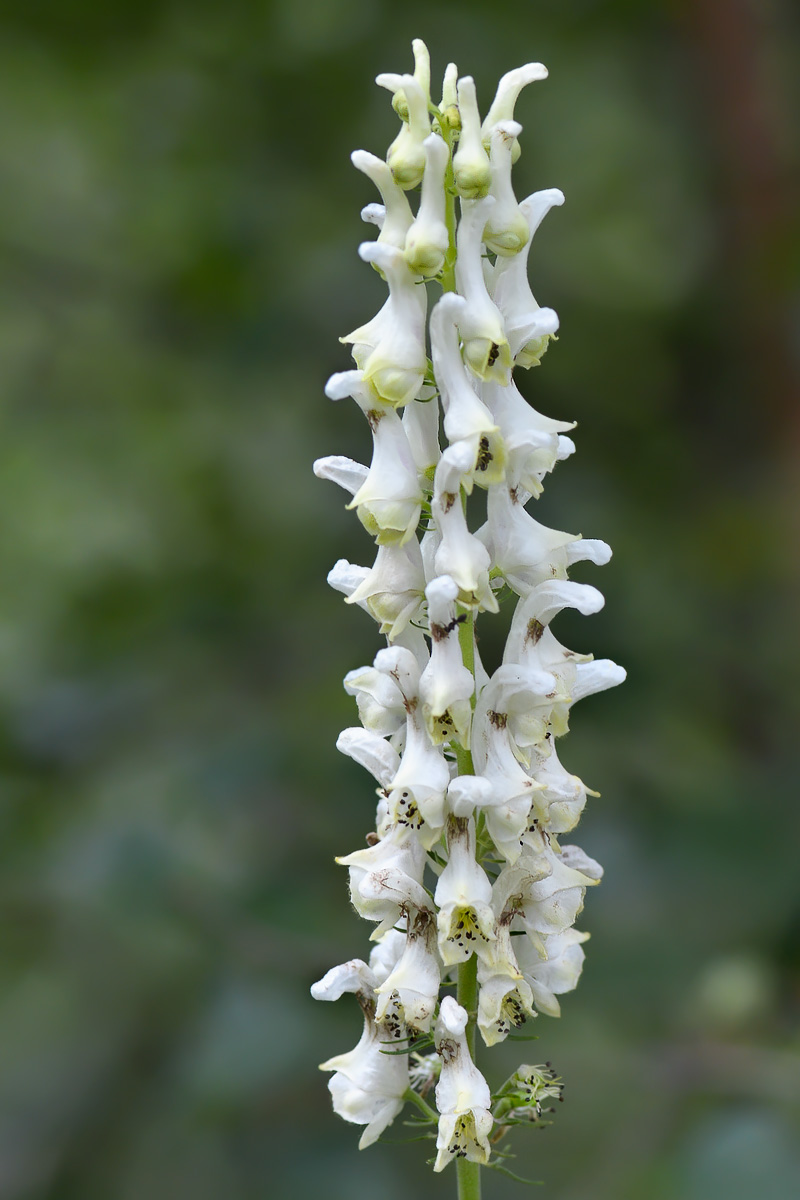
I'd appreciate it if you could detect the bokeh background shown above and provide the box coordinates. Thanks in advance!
[0,1,798,1197]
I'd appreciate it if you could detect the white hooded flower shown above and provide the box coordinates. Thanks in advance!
[341,242,427,407]
[504,580,624,736]
[477,868,537,1045]
[337,819,429,939]
[418,575,475,746]
[433,997,494,1171]
[481,62,548,160]
[502,835,601,939]
[434,816,496,965]
[404,133,450,277]
[429,293,507,488]
[490,188,564,365]
[454,196,513,382]
[527,736,596,834]
[351,149,414,252]
[452,76,491,199]
[375,906,442,1032]
[482,121,529,256]
[431,444,498,612]
[479,482,612,597]
[324,369,423,544]
[315,959,410,1149]
[481,375,573,495]
[374,645,451,846]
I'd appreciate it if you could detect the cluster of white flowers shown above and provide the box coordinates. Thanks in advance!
[312,40,624,1177]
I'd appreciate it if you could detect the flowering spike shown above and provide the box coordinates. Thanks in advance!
[312,41,624,1179]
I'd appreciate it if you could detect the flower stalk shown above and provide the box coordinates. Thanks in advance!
[312,39,624,1192]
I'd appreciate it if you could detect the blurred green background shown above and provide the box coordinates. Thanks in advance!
[0,1,798,1197]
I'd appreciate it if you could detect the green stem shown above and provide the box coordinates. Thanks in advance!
[456,1156,482,1200]
[441,124,481,1200]
[403,1087,438,1123]
[455,607,481,1199]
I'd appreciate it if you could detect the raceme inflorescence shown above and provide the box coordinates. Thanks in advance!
[311,39,625,1194]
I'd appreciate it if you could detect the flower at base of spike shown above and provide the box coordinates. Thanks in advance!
[313,960,410,1148]
[434,996,494,1171]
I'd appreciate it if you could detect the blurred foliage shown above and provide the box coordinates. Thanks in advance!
[0,1,798,1197]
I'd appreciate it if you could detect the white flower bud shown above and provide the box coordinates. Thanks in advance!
[452,77,491,199]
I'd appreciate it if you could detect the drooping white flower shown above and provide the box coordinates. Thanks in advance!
[346,537,426,641]
[500,834,601,940]
[315,959,410,1148]
[337,819,429,939]
[404,133,450,277]
[343,664,406,738]
[452,76,491,199]
[418,575,475,746]
[434,816,496,965]
[503,581,625,736]
[430,293,507,488]
[434,997,494,1171]
[515,927,591,1017]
